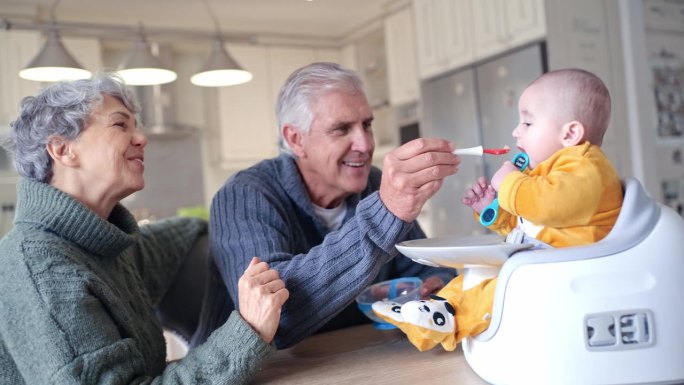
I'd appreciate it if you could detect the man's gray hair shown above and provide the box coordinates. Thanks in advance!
[275,62,365,155]
[1,73,140,183]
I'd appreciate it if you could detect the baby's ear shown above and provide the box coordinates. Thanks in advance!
[561,120,585,147]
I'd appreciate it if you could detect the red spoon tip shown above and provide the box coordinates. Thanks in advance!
[483,147,510,155]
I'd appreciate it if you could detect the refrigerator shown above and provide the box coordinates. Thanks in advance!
[421,43,546,237]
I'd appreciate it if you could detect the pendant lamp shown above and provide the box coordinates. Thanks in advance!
[116,32,177,86]
[191,37,252,87]
[19,28,91,82]
[191,0,252,87]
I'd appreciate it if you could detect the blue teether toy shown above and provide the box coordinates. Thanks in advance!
[480,152,529,227]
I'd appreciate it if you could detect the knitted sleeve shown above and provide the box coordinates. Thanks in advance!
[150,312,273,385]
[210,181,414,348]
[0,239,270,385]
[133,217,208,306]
[46,311,273,384]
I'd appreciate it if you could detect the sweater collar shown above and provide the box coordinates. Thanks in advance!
[277,154,321,222]
[14,179,139,258]
[275,154,365,231]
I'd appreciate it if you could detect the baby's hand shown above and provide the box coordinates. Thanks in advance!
[491,161,519,190]
[461,177,496,214]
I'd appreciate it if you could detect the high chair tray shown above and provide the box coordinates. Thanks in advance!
[396,235,533,269]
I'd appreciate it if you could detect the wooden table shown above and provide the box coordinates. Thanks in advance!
[251,324,489,384]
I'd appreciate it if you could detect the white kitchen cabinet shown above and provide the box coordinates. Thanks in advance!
[340,44,358,70]
[0,30,41,128]
[471,0,546,60]
[314,48,341,64]
[412,0,474,80]
[268,47,316,111]
[216,45,342,170]
[384,7,419,106]
[216,45,275,169]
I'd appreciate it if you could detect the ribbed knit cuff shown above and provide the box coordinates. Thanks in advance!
[208,311,273,361]
[356,192,413,253]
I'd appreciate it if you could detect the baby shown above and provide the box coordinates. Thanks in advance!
[374,68,624,351]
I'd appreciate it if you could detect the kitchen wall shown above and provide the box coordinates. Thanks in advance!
[640,0,684,216]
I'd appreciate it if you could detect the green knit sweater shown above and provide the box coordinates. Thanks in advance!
[0,179,273,384]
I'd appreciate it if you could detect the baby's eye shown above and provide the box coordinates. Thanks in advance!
[522,122,532,127]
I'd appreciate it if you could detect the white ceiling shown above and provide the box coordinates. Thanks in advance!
[1,0,398,41]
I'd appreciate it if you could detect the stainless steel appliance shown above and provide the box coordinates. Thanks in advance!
[421,43,546,237]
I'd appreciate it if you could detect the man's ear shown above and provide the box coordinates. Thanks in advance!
[46,137,78,167]
[283,124,306,158]
[561,121,585,147]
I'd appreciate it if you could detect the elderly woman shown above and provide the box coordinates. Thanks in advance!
[0,73,288,384]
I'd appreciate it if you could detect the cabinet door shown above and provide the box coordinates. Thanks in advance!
[385,7,419,106]
[340,43,358,70]
[440,0,475,72]
[502,0,546,48]
[314,48,341,64]
[0,30,41,127]
[217,45,275,166]
[472,0,546,60]
[413,0,443,79]
[267,47,316,111]
[471,0,508,60]
[421,68,483,237]
[413,0,475,80]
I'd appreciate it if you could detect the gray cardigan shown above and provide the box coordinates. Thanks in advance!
[0,179,273,384]
[202,154,455,348]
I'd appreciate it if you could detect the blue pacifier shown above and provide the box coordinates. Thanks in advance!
[480,152,529,227]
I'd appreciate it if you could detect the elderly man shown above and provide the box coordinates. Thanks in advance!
[200,62,461,348]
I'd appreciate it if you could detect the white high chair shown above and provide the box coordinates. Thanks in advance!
[398,178,684,385]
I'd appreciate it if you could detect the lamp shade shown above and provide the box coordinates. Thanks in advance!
[190,38,252,87]
[19,29,92,82]
[117,35,177,86]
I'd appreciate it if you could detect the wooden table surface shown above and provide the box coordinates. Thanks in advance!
[251,324,489,385]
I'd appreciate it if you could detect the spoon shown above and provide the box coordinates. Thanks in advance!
[453,145,510,156]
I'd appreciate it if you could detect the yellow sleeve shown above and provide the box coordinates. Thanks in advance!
[497,151,605,228]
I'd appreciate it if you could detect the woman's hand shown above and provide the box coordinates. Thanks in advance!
[237,257,289,343]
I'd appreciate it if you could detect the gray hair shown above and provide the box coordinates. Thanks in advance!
[1,73,140,183]
[275,62,365,155]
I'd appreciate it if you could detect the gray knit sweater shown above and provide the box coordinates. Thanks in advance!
[202,155,455,348]
[0,179,273,384]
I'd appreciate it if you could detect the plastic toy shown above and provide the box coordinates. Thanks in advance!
[479,152,529,227]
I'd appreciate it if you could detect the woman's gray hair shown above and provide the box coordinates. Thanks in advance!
[1,72,140,183]
[275,62,365,155]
